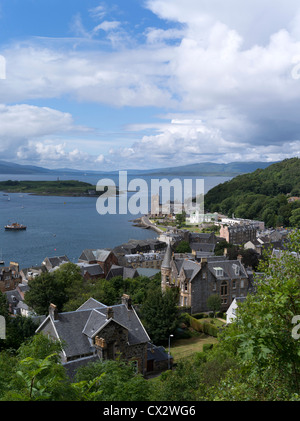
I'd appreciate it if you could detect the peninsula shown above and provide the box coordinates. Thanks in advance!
[0,180,119,197]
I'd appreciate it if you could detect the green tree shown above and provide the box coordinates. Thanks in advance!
[175,240,191,253]
[74,359,151,401]
[25,263,85,314]
[140,287,179,344]
[175,211,186,228]
[289,208,300,227]
[213,230,300,399]
[207,294,222,317]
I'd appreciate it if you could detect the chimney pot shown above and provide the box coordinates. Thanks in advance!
[107,307,114,319]
[121,294,132,310]
[49,303,58,320]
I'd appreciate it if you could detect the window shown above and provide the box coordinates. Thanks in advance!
[240,280,244,288]
[232,280,236,289]
[214,267,224,277]
[221,281,228,296]
[233,264,239,276]
[213,281,216,291]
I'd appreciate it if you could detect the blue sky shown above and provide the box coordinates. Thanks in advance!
[0,0,300,170]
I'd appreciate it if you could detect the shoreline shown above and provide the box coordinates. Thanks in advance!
[131,216,165,234]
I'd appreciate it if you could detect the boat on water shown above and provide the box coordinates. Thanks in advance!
[5,222,27,231]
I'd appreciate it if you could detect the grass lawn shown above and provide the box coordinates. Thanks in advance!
[170,333,218,362]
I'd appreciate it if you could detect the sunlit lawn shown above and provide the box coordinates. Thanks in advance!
[170,333,219,362]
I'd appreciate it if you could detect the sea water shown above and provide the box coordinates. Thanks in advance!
[0,173,231,269]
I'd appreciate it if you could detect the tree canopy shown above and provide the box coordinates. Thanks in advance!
[205,158,300,228]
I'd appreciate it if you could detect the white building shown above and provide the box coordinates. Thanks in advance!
[188,210,218,225]
[226,297,247,324]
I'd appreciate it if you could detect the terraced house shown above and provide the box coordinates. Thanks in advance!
[161,244,251,313]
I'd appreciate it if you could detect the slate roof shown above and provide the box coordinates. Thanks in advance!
[207,260,248,280]
[45,255,70,268]
[180,259,202,281]
[106,265,138,280]
[190,243,216,252]
[37,297,150,359]
[147,344,169,362]
[76,262,104,277]
[79,249,112,262]
[161,243,172,269]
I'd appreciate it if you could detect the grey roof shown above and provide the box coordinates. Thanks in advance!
[136,268,161,278]
[77,297,107,311]
[45,256,70,268]
[147,344,169,362]
[5,289,22,304]
[37,297,150,359]
[207,260,248,280]
[63,355,101,380]
[106,265,138,280]
[76,263,104,277]
[190,243,215,252]
[79,249,112,262]
[161,243,172,269]
[180,260,201,281]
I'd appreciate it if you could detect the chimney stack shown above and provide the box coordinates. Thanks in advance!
[49,303,58,321]
[107,307,114,319]
[121,294,132,310]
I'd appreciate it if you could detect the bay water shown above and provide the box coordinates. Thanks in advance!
[0,173,231,269]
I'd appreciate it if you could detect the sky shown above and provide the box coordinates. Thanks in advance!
[0,0,300,171]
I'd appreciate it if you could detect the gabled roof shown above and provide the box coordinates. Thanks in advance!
[37,297,150,359]
[76,262,104,277]
[207,260,248,280]
[179,259,201,282]
[44,256,70,268]
[79,249,112,262]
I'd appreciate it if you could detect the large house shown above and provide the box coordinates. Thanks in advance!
[161,244,251,313]
[0,265,22,293]
[78,249,118,277]
[42,255,70,271]
[36,295,151,376]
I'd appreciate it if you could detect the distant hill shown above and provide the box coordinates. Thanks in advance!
[0,159,275,176]
[134,161,276,176]
[204,157,300,228]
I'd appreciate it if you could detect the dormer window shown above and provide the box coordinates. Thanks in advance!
[214,267,224,277]
[233,264,240,276]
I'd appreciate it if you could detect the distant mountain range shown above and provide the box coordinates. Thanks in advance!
[0,159,276,177]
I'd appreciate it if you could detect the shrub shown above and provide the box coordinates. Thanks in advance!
[188,315,219,337]
[192,313,206,319]
[203,343,214,353]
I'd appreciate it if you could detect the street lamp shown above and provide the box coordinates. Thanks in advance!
[168,334,173,369]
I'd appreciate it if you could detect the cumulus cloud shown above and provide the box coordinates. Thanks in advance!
[1,1,300,169]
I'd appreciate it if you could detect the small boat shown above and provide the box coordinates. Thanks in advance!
[5,222,27,231]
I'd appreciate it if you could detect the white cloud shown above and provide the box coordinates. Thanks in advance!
[93,21,121,33]
[1,1,300,169]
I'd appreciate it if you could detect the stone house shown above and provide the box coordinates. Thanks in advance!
[219,224,257,245]
[42,255,70,272]
[0,265,22,293]
[78,249,118,277]
[162,244,250,313]
[76,262,105,280]
[36,295,151,376]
